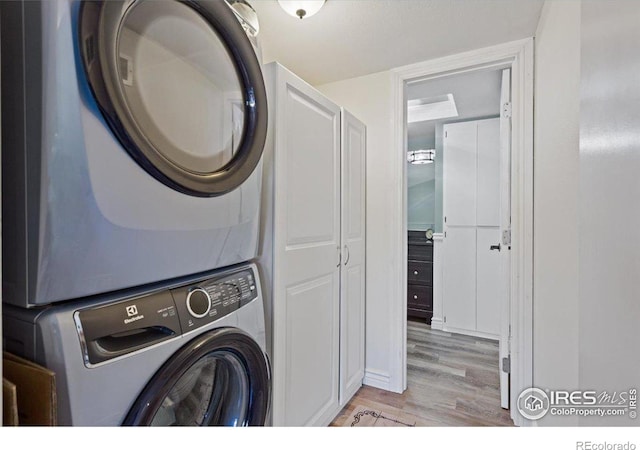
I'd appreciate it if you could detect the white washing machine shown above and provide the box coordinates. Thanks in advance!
[1,0,268,307]
[3,263,270,426]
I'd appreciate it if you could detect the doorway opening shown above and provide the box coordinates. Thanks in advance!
[391,39,534,427]
[404,66,512,425]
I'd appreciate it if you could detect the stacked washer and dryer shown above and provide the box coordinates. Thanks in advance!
[2,0,270,426]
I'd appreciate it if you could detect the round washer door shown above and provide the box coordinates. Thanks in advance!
[124,328,270,426]
[79,0,267,197]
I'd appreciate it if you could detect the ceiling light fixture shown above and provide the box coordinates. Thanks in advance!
[407,149,436,165]
[278,0,326,19]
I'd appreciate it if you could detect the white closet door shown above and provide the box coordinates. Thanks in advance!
[272,67,341,426]
[476,227,501,336]
[339,109,366,406]
[443,226,476,331]
[443,121,477,226]
[477,118,501,227]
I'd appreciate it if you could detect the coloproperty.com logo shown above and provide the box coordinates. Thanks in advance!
[517,387,637,420]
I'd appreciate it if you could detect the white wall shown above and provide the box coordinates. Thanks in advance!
[532,0,581,426]
[579,1,640,426]
[317,71,399,390]
[407,163,435,231]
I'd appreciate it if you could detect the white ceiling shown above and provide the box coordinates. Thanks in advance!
[251,0,544,85]
[407,68,503,148]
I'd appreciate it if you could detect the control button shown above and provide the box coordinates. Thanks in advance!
[186,288,211,319]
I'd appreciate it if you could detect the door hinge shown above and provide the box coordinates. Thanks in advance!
[502,229,511,246]
[502,355,511,374]
[445,131,448,138]
[502,102,512,119]
[444,216,447,223]
[444,316,447,323]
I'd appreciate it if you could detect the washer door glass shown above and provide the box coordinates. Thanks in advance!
[150,351,249,426]
[123,328,270,426]
[79,0,267,197]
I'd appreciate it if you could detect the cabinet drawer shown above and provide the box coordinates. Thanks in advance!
[407,285,433,310]
[408,244,433,261]
[408,261,432,285]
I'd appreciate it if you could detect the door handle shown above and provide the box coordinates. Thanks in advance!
[490,244,501,252]
[344,245,350,266]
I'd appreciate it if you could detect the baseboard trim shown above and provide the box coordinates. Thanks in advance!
[443,325,499,341]
[363,369,391,391]
[430,317,444,330]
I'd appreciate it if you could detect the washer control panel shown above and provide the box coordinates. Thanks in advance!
[171,267,259,331]
[74,265,260,367]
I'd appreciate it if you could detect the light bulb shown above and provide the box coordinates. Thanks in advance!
[278,0,326,20]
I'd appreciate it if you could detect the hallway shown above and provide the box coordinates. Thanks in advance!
[332,321,513,426]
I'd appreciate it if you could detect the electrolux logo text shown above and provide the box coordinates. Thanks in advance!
[124,304,144,324]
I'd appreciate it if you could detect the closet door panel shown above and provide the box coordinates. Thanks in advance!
[339,110,366,406]
[477,118,501,227]
[476,227,501,336]
[443,122,477,226]
[272,65,341,426]
[443,226,476,331]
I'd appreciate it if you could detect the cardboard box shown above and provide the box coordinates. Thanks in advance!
[3,378,19,426]
[3,352,57,426]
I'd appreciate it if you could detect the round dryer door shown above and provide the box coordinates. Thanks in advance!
[78,0,267,197]
[124,328,270,426]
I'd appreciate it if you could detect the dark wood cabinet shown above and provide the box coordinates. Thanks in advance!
[407,231,433,323]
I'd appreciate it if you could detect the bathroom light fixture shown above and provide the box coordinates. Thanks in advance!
[278,0,326,19]
[407,149,436,165]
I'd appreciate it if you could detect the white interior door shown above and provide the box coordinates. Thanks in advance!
[476,118,501,336]
[498,68,512,409]
[339,109,366,406]
[272,67,341,426]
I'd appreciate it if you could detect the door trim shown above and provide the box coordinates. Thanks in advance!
[390,38,534,427]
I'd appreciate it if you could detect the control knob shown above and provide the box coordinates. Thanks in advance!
[186,287,211,319]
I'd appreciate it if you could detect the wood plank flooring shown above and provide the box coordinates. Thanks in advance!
[331,320,514,426]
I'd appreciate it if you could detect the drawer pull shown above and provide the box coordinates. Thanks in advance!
[413,295,418,299]
[413,270,418,275]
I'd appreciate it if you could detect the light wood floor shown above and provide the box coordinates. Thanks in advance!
[331,320,514,426]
